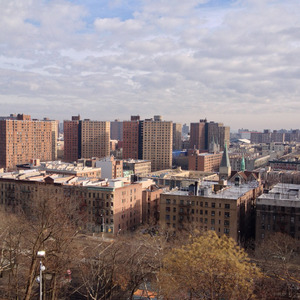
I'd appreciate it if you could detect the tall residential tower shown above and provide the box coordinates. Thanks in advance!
[0,114,57,170]
[123,115,173,172]
[64,116,110,162]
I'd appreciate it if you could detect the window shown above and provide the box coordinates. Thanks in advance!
[173,207,176,213]
[180,200,184,205]
[173,215,176,221]
[225,212,230,218]
[211,211,215,216]
[225,204,230,209]
[224,220,230,226]
[212,203,215,208]
[224,228,230,234]
[166,207,170,212]
[205,202,208,207]
[166,199,171,204]
[166,215,170,221]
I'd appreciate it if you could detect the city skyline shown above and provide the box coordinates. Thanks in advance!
[1,0,300,130]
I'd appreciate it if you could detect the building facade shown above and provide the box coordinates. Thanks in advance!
[0,114,57,170]
[190,120,206,150]
[173,123,182,150]
[123,159,152,176]
[188,151,222,172]
[160,181,263,244]
[95,156,123,179]
[256,183,300,241]
[122,116,173,172]
[64,116,110,162]
[122,116,141,159]
[0,169,155,234]
[142,117,173,172]
[189,119,230,152]
[110,119,123,141]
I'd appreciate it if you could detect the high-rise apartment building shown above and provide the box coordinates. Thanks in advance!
[110,119,123,141]
[123,116,173,172]
[0,114,57,170]
[190,119,230,152]
[64,116,80,162]
[190,119,207,150]
[207,122,230,152]
[173,123,182,150]
[123,116,141,159]
[143,117,173,172]
[64,116,110,162]
[43,118,59,161]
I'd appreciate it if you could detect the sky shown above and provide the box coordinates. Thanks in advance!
[1,0,300,131]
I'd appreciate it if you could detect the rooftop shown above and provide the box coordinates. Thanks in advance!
[0,169,132,189]
[258,183,300,207]
[164,181,260,200]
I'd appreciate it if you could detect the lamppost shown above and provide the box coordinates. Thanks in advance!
[37,251,46,300]
[101,214,105,238]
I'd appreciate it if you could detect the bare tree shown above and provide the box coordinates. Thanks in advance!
[255,232,300,299]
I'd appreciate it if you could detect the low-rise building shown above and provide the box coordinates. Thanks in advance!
[256,183,300,241]
[139,167,218,189]
[188,151,222,172]
[95,156,123,179]
[123,159,151,176]
[160,181,263,244]
[0,169,157,234]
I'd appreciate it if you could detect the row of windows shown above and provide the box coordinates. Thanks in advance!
[260,214,300,222]
[166,222,230,234]
[165,198,230,209]
[259,205,300,213]
[166,214,230,226]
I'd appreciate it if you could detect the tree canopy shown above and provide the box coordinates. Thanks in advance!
[159,231,262,300]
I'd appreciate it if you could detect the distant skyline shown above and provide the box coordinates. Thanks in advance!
[1,0,300,131]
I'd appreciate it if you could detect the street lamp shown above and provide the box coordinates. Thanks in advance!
[37,251,46,300]
[101,214,105,238]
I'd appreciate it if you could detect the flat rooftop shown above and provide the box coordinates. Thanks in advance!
[258,183,300,207]
[0,169,131,189]
[163,181,260,200]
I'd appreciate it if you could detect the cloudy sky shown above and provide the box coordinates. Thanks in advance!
[1,0,300,130]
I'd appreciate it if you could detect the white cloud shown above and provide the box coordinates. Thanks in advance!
[0,0,299,129]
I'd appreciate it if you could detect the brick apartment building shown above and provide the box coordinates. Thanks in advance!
[188,150,222,172]
[173,123,182,150]
[122,115,173,172]
[160,181,263,244]
[64,115,110,162]
[0,114,58,170]
[0,169,158,234]
[256,183,300,241]
[190,119,230,152]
